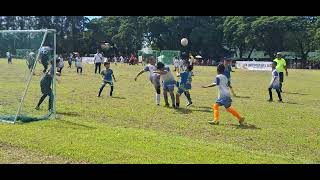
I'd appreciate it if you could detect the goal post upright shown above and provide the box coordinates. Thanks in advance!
[52,29,57,119]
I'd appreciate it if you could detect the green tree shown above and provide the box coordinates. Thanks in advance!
[223,16,258,59]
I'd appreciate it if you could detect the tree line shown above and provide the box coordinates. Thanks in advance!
[1,16,320,63]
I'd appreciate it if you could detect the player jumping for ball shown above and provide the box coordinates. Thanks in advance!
[175,65,193,108]
[154,62,176,108]
[134,56,161,106]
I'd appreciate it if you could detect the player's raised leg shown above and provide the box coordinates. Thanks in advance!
[226,106,244,125]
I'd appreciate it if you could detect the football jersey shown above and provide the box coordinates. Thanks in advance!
[160,66,175,84]
[273,58,286,72]
[75,57,82,67]
[101,69,113,82]
[40,74,53,93]
[215,74,230,99]
[144,64,157,77]
[179,71,192,85]
[270,69,280,88]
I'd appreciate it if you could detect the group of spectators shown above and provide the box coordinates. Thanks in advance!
[54,49,138,75]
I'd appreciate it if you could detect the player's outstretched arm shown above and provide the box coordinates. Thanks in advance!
[113,74,117,82]
[135,70,145,81]
[154,70,167,75]
[202,83,216,88]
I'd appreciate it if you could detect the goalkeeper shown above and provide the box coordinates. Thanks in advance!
[35,61,60,114]
[40,49,50,73]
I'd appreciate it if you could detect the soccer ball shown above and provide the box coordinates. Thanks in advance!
[181,38,188,47]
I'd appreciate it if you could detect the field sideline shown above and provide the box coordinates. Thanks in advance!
[0,59,320,164]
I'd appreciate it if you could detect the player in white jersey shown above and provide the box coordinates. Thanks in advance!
[202,64,244,125]
[268,61,282,102]
[135,56,161,105]
[154,62,176,108]
[173,57,179,71]
[178,58,184,71]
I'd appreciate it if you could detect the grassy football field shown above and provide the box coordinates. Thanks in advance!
[0,59,320,164]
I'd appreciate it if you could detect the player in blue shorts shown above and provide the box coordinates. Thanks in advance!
[97,62,116,97]
[154,62,176,108]
[135,56,161,105]
[202,64,244,125]
[175,65,193,108]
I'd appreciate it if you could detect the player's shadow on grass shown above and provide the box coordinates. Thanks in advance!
[283,91,309,96]
[283,101,303,105]
[227,123,261,130]
[58,119,96,130]
[193,105,212,109]
[174,108,193,114]
[191,106,212,113]
[234,95,251,99]
[111,96,126,99]
[192,109,212,113]
[57,111,80,117]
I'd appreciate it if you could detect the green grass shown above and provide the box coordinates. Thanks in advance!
[0,59,320,164]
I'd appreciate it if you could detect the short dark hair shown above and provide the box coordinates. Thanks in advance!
[156,62,165,69]
[104,62,110,66]
[148,56,155,61]
[217,64,225,74]
[181,52,188,60]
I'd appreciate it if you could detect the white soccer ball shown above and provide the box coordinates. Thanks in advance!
[181,38,188,47]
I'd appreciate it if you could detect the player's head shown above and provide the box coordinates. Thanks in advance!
[276,52,282,59]
[148,56,156,65]
[187,65,193,72]
[156,62,165,70]
[223,59,230,65]
[104,62,110,68]
[181,52,188,60]
[272,61,277,69]
[217,64,225,74]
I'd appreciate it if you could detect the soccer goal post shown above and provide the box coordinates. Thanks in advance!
[0,29,57,123]
[138,49,161,63]
[160,50,181,65]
